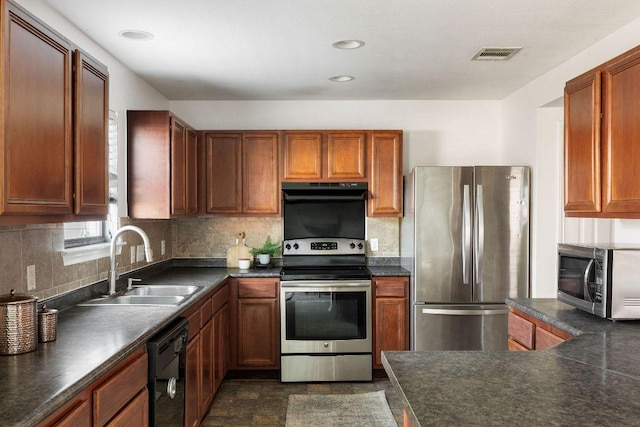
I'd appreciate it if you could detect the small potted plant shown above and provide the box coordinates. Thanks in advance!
[249,235,281,265]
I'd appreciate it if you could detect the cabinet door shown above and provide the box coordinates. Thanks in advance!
[73,50,109,216]
[564,71,602,213]
[200,320,214,415]
[37,394,91,427]
[326,132,366,179]
[373,277,408,369]
[242,133,279,215]
[186,128,198,214]
[535,327,565,350]
[602,51,640,213]
[237,298,279,368]
[104,390,148,427]
[2,4,73,215]
[282,131,323,180]
[185,335,201,427]
[368,131,403,216]
[171,118,187,215]
[213,303,229,392]
[205,133,242,214]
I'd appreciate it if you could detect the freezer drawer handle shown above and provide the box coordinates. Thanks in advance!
[421,307,509,316]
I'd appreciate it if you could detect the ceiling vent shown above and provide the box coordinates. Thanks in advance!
[471,47,522,61]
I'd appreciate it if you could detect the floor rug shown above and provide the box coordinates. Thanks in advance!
[285,390,398,427]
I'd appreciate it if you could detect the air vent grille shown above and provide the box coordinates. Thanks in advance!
[471,47,522,61]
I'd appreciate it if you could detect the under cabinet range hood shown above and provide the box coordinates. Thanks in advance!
[281,182,368,201]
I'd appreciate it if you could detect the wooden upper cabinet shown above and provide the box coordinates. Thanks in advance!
[369,131,403,217]
[282,132,323,180]
[243,133,279,215]
[602,49,640,214]
[205,133,242,214]
[564,70,601,214]
[282,131,366,181]
[205,131,279,216]
[1,2,73,216]
[73,50,109,216]
[564,44,640,218]
[326,132,366,179]
[127,110,198,219]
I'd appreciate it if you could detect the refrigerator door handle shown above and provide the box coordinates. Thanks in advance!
[475,184,484,287]
[462,184,472,285]
[421,307,509,316]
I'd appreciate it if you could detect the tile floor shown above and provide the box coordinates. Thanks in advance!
[202,379,404,426]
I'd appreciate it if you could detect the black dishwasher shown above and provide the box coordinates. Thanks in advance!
[147,317,189,426]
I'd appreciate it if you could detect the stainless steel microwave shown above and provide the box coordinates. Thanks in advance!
[558,244,640,320]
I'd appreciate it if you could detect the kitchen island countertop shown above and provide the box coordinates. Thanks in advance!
[383,298,640,426]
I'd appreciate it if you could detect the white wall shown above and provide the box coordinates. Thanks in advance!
[170,100,507,174]
[503,15,640,296]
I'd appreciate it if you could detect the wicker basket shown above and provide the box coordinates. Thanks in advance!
[0,290,37,355]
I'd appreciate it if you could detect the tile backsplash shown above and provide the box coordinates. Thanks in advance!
[0,216,400,301]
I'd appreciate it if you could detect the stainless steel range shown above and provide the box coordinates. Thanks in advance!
[280,182,372,382]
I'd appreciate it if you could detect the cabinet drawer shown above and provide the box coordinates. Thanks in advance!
[187,306,201,340]
[507,311,534,350]
[237,279,278,298]
[93,349,148,426]
[375,278,407,297]
[535,327,566,350]
[507,338,529,352]
[213,282,229,312]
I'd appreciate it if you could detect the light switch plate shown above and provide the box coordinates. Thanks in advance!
[370,238,379,251]
[161,240,166,256]
[27,265,36,290]
[131,247,136,264]
[136,245,145,262]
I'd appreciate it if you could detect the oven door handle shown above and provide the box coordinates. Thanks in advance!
[281,282,371,289]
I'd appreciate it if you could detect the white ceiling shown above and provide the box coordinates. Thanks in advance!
[41,0,640,101]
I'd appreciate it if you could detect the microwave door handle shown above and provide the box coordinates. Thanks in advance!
[583,259,595,302]
[462,184,471,285]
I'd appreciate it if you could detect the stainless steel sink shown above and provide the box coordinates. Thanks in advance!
[126,285,202,297]
[80,295,188,306]
[78,283,203,307]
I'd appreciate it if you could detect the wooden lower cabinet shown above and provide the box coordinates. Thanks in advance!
[38,346,148,427]
[507,308,573,351]
[185,282,230,427]
[373,277,409,369]
[230,278,280,369]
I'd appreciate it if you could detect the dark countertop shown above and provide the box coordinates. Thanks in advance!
[383,298,640,427]
[0,262,404,426]
[0,267,230,426]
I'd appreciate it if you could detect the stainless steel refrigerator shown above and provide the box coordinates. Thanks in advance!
[400,166,530,351]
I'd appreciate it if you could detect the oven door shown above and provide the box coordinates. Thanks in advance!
[280,280,372,354]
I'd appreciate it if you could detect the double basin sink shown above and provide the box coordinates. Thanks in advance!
[79,285,202,307]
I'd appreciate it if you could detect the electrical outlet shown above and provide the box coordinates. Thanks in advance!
[130,247,136,264]
[370,238,379,251]
[136,245,145,262]
[161,240,166,256]
[27,265,36,290]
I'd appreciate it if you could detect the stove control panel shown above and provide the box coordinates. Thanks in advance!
[283,238,366,256]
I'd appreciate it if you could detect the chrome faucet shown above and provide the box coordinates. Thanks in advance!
[109,225,153,295]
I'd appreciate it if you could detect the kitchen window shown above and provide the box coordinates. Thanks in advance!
[62,111,119,263]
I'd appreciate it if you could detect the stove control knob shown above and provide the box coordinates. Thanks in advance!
[324,342,329,348]
[285,243,291,250]
[350,242,356,249]
[358,243,364,249]
[293,243,299,250]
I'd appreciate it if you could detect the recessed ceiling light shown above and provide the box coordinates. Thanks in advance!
[119,30,154,41]
[329,75,355,82]
[332,40,365,49]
